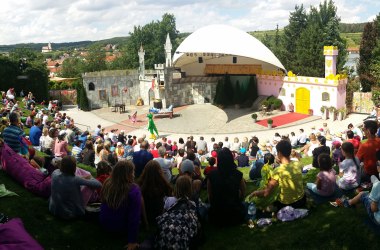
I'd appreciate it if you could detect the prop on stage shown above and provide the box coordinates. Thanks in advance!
[147,113,159,139]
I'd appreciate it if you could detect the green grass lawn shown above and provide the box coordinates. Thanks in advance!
[1,156,380,249]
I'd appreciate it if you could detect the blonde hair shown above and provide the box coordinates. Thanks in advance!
[234,137,239,143]
[42,127,49,136]
[309,133,316,141]
[174,175,192,199]
[101,161,135,209]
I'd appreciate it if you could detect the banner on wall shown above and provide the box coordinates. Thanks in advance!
[352,92,373,114]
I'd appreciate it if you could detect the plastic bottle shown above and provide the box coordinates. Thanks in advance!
[248,203,256,220]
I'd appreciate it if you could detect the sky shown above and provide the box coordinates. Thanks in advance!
[0,0,379,45]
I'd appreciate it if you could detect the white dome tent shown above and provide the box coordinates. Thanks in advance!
[172,24,286,76]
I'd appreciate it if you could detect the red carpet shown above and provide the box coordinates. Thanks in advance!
[256,113,310,128]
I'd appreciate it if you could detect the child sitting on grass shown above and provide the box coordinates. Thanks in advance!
[335,150,380,226]
[307,154,336,197]
[204,157,217,176]
[247,153,278,210]
[236,148,249,167]
[336,142,360,191]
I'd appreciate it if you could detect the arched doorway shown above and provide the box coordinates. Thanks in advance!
[295,87,310,114]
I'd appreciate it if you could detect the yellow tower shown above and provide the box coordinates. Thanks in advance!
[323,46,338,78]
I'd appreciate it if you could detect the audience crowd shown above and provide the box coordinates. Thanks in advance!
[1,87,380,249]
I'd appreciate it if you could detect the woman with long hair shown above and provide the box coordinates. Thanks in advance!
[100,161,142,250]
[207,147,246,226]
[137,160,173,224]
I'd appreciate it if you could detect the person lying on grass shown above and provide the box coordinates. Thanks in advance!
[49,156,102,219]
[249,140,306,209]
[335,150,380,226]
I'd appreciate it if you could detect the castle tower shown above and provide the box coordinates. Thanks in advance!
[323,46,338,77]
[164,33,172,67]
[138,44,145,78]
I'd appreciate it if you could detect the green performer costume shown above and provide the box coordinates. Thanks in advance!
[147,113,159,139]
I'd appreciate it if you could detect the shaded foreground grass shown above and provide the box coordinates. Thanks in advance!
[1,157,380,249]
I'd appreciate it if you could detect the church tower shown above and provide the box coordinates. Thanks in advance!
[138,44,145,79]
[164,33,172,67]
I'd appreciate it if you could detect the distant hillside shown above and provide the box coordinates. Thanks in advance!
[0,22,367,53]
[0,37,130,53]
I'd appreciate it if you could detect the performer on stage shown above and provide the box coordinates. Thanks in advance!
[147,113,159,139]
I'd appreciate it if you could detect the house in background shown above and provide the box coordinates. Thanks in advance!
[42,43,52,53]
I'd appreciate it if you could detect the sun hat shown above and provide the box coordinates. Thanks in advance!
[117,142,122,146]
[180,159,195,174]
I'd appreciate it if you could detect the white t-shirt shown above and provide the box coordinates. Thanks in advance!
[223,141,231,149]
[298,133,307,144]
[338,157,360,190]
[42,115,48,125]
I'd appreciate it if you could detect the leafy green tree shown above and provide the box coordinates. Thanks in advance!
[84,45,107,72]
[0,55,19,88]
[60,57,84,78]
[358,22,378,92]
[281,4,307,71]
[124,13,179,69]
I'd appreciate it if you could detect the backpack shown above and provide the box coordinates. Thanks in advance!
[155,198,199,250]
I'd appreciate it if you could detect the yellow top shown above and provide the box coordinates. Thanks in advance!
[272,161,304,204]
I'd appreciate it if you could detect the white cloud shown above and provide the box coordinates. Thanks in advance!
[0,0,378,45]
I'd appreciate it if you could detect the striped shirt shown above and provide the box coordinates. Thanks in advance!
[3,125,25,153]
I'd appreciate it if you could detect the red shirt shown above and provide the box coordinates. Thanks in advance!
[356,138,380,176]
[150,149,159,158]
[346,138,361,153]
[204,165,217,176]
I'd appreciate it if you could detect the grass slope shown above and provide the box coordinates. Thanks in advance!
[1,160,380,249]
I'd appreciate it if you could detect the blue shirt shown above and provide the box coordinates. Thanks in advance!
[132,150,153,178]
[2,125,25,153]
[29,125,42,146]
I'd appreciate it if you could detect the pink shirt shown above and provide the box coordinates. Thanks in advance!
[54,140,68,157]
[317,169,336,196]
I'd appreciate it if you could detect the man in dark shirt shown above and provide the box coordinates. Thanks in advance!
[132,141,153,178]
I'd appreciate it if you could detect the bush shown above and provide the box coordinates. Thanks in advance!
[251,113,258,119]
[267,118,273,124]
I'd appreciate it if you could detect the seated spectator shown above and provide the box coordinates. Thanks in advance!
[236,148,249,167]
[250,140,305,209]
[174,148,185,168]
[82,140,95,168]
[335,150,380,226]
[154,146,174,183]
[115,142,124,158]
[2,112,25,153]
[72,140,83,163]
[312,136,330,168]
[300,133,318,156]
[25,114,34,128]
[336,142,360,190]
[307,154,336,197]
[204,157,217,176]
[100,161,141,250]
[49,156,102,219]
[207,148,246,226]
[137,160,172,225]
[122,138,134,160]
[156,175,200,249]
[29,118,43,147]
[54,131,70,158]
[132,141,153,179]
[345,130,360,154]
[332,141,344,166]
[357,120,380,182]
[247,153,278,209]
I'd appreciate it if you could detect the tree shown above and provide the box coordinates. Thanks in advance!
[358,22,378,92]
[124,13,179,69]
[280,0,347,77]
[281,4,308,71]
[83,45,107,72]
[60,57,84,78]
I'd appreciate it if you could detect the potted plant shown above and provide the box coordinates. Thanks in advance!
[337,108,346,121]
[251,113,258,122]
[320,106,328,120]
[308,109,314,116]
[328,106,337,121]
[267,118,273,129]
